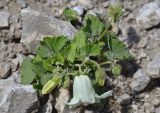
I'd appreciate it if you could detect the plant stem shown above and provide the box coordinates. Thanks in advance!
[99,61,113,66]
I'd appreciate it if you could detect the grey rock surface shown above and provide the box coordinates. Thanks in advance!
[38,94,53,113]
[130,69,150,92]
[0,77,40,113]
[147,54,160,78]
[136,2,160,29]
[20,8,77,52]
[117,94,131,105]
[0,11,10,28]
[0,62,11,79]
[55,88,82,113]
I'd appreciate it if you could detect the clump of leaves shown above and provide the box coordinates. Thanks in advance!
[63,8,78,22]
[20,7,132,107]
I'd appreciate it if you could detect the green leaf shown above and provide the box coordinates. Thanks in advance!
[83,14,105,36]
[40,73,53,86]
[112,64,122,76]
[42,58,55,72]
[37,36,69,58]
[106,36,132,61]
[95,67,106,86]
[74,30,86,49]
[67,43,77,62]
[89,42,104,56]
[20,58,36,84]
[63,8,78,21]
[63,76,70,88]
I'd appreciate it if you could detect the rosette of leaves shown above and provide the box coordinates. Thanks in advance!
[20,13,132,107]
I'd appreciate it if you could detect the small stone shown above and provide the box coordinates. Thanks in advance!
[11,58,19,72]
[117,94,131,105]
[0,62,11,79]
[78,0,93,9]
[130,69,150,92]
[84,110,94,113]
[0,11,10,28]
[155,107,160,113]
[132,104,138,111]
[72,6,84,16]
[17,0,27,9]
[136,2,160,29]
[147,54,160,78]
[151,98,160,106]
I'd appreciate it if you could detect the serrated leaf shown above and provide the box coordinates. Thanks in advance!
[67,43,77,62]
[37,36,69,58]
[95,67,106,86]
[63,8,78,21]
[83,14,105,36]
[21,58,36,84]
[74,30,86,49]
[106,36,132,61]
[89,42,104,56]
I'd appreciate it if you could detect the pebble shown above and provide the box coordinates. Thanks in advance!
[130,69,150,92]
[17,0,27,9]
[72,6,84,16]
[147,54,160,78]
[0,62,11,79]
[0,11,10,28]
[117,94,131,105]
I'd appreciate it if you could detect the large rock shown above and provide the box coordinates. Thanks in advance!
[55,88,82,113]
[0,77,40,113]
[0,11,10,28]
[147,54,160,78]
[21,8,77,52]
[130,69,150,92]
[136,2,160,29]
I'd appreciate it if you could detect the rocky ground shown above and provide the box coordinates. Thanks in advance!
[0,0,160,113]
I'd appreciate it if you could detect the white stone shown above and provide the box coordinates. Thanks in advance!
[130,69,150,92]
[73,6,84,16]
[136,2,160,29]
[0,11,10,28]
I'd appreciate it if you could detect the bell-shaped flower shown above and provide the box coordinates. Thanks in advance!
[66,75,113,108]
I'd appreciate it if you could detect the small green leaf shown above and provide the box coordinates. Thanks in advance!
[63,8,78,21]
[21,58,36,84]
[83,14,105,36]
[106,35,132,61]
[67,43,77,62]
[74,30,86,49]
[63,76,70,88]
[89,42,104,56]
[95,67,106,86]
[112,64,122,76]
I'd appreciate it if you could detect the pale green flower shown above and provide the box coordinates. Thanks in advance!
[66,75,113,108]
